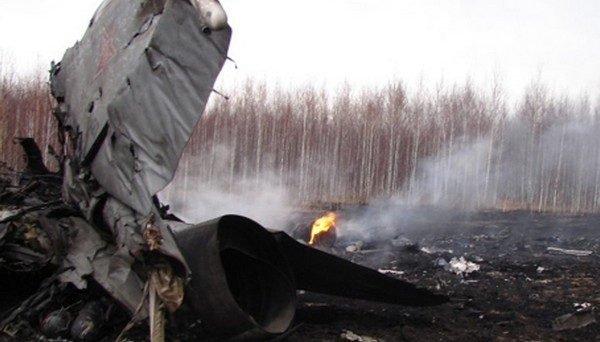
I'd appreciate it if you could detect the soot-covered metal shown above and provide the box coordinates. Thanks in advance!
[0,0,447,341]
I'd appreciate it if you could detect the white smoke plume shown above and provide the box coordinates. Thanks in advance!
[339,115,600,242]
[158,144,295,229]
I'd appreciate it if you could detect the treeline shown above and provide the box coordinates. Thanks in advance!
[180,80,600,213]
[2,63,600,213]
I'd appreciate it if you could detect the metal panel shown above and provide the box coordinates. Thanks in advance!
[52,0,231,214]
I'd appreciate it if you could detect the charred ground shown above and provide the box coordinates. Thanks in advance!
[3,203,599,341]
[287,208,600,341]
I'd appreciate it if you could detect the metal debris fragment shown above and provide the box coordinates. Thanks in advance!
[552,305,596,331]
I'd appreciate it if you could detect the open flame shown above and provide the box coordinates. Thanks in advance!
[308,212,337,245]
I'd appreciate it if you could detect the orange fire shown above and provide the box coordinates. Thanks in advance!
[308,212,337,245]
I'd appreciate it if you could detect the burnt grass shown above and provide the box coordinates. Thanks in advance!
[286,209,600,341]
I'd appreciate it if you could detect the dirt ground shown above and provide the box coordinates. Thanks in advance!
[2,208,599,341]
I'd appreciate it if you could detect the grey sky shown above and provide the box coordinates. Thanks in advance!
[1,0,599,103]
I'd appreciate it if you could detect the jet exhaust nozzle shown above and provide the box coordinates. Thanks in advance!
[171,215,296,340]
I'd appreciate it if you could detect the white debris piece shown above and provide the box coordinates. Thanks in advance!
[0,207,19,221]
[340,330,378,342]
[447,256,480,276]
[420,246,454,255]
[378,268,404,276]
[574,302,592,310]
[547,247,593,257]
[340,330,362,341]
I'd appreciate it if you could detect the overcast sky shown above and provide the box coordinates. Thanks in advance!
[1,0,599,103]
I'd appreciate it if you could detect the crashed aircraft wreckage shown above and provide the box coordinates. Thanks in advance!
[0,0,448,340]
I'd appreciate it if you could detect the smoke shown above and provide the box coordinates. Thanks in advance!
[403,137,495,210]
[336,202,457,243]
[159,104,600,245]
[338,114,600,243]
[336,137,495,241]
[158,144,295,229]
[401,116,600,212]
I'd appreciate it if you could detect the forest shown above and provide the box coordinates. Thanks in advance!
[2,63,599,214]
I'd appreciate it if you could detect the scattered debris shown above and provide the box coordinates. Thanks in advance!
[258,210,600,340]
